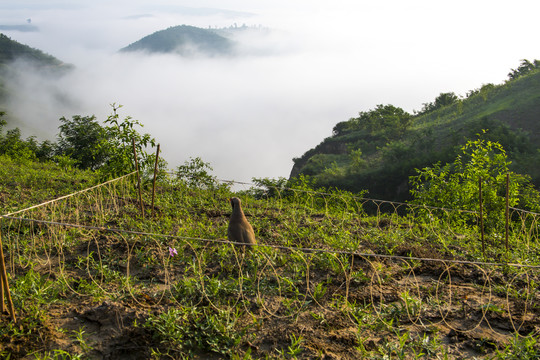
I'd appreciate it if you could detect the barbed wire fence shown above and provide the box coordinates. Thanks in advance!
[0,171,539,342]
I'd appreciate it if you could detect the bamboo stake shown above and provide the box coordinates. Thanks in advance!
[0,223,16,322]
[0,263,4,314]
[479,177,485,257]
[505,173,510,254]
[151,144,160,216]
[131,139,145,218]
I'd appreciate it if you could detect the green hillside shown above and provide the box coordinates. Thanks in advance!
[0,33,65,67]
[1,89,540,359]
[290,61,540,201]
[0,33,71,104]
[120,25,234,56]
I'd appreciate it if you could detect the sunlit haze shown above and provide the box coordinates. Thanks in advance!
[1,0,538,183]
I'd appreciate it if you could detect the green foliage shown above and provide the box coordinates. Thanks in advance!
[250,176,289,199]
[410,134,540,231]
[0,112,53,162]
[100,104,158,178]
[55,104,160,178]
[507,59,540,80]
[493,334,540,359]
[144,306,243,357]
[56,115,107,170]
[175,156,220,189]
[0,33,65,67]
[120,25,233,56]
[333,104,411,138]
[420,92,460,114]
[293,60,540,201]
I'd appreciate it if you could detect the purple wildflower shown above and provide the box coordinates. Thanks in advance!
[169,247,178,257]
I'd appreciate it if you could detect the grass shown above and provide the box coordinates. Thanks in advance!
[0,158,540,358]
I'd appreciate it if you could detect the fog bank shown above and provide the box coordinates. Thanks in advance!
[1,0,539,183]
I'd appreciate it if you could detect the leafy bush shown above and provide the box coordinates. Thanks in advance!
[144,307,243,357]
[409,133,540,232]
[0,112,54,162]
[175,156,220,189]
[56,104,160,178]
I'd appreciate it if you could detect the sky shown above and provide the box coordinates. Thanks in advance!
[0,0,539,184]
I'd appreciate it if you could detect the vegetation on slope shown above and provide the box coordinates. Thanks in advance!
[120,25,234,56]
[0,136,540,358]
[0,33,71,104]
[291,60,540,201]
[0,33,65,67]
[0,56,540,359]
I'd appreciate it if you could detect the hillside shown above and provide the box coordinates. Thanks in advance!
[0,33,68,68]
[290,65,540,201]
[1,154,540,359]
[120,25,234,56]
[0,33,71,104]
[1,92,540,358]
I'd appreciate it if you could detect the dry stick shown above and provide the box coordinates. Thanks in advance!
[0,222,5,314]
[505,173,510,255]
[131,139,145,218]
[151,144,160,216]
[479,177,485,258]
[0,224,16,322]
[0,260,4,314]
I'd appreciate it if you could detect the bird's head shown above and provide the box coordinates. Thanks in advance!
[229,197,241,210]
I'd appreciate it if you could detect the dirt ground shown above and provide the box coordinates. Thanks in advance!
[2,243,539,360]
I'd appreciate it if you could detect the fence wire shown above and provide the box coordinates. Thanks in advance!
[1,173,539,342]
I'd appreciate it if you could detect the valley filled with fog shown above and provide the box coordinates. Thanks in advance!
[1,0,539,182]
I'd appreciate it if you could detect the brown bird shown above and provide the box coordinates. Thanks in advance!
[228,197,257,247]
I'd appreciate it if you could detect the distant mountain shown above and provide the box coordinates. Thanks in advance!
[0,33,66,67]
[120,25,234,57]
[290,62,540,201]
[0,33,71,106]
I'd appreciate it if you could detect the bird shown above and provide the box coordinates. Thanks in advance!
[227,197,257,247]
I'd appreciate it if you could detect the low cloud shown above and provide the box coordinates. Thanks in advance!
[2,0,539,183]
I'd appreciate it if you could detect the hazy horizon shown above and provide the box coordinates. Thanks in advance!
[1,0,539,183]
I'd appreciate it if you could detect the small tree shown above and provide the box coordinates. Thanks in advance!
[56,115,107,170]
[56,104,160,178]
[333,104,411,138]
[409,133,540,232]
[175,157,218,189]
[99,104,157,178]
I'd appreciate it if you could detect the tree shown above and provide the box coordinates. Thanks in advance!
[409,133,540,232]
[99,104,158,178]
[175,157,218,189]
[333,104,411,137]
[56,105,159,177]
[0,112,52,161]
[507,59,540,80]
[56,115,107,170]
[421,92,459,113]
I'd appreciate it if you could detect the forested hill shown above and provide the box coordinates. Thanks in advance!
[0,33,71,103]
[290,60,540,201]
[0,33,67,68]
[120,25,234,56]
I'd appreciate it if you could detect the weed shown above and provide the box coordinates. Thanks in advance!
[144,306,244,357]
[71,326,94,354]
[493,334,540,359]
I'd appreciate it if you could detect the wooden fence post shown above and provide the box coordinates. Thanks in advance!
[0,221,16,322]
[132,139,145,218]
[151,144,160,216]
[505,173,510,254]
[479,177,485,257]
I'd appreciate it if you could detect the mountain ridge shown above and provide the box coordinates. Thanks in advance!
[119,24,235,57]
[290,63,540,201]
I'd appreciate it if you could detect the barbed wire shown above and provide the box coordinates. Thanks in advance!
[3,215,540,270]
[1,172,539,340]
